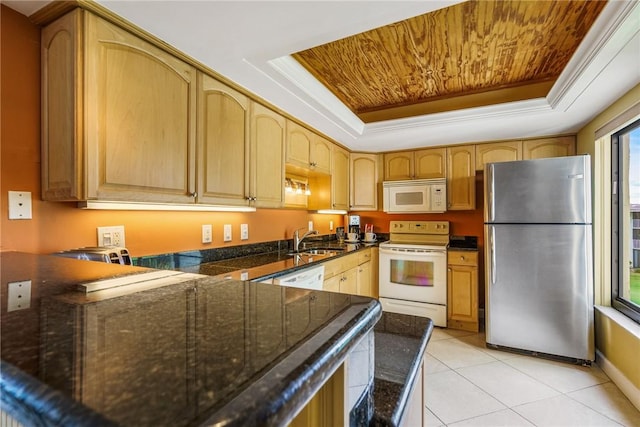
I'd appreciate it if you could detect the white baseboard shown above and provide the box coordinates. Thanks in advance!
[596,349,640,412]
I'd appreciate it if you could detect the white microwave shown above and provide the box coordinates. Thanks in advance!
[383,179,447,213]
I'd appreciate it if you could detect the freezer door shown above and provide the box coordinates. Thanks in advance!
[485,224,594,361]
[485,155,591,224]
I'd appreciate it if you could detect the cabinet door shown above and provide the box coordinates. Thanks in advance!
[447,145,476,210]
[311,135,332,174]
[447,265,478,327]
[414,148,446,179]
[339,268,358,295]
[250,102,285,208]
[522,136,576,159]
[41,9,84,201]
[197,73,250,205]
[286,121,312,169]
[85,13,197,203]
[384,152,414,180]
[475,141,522,171]
[324,275,341,292]
[350,153,379,211]
[331,145,350,210]
[356,261,372,297]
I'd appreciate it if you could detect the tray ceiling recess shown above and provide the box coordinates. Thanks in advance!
[292,0,607,123]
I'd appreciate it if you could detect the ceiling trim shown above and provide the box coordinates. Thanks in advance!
[548,0,640,112]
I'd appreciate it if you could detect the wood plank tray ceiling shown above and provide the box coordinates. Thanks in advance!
[292,0,607,123]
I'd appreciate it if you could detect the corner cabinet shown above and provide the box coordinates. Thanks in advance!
[446,145,476,210]
[42,9,197,203]
[447,250,479,332]
[349,153,380,211]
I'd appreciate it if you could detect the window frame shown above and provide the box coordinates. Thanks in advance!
[611,118,640,324]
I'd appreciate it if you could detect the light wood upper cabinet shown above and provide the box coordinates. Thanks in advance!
[197,73,250,206]
[384,148,446,180]
[286,122,331,174]
[285,121,312,168]
[350,153,379,211]
[447,250,479,332]
[311,135,332,174]
[250,102,285,208]
[475,141,522,171]
[523,136,576,159]
[384,152,414,180]
[447,145,476,210]
[414,148,447,178]
[331,145,350,210]
[42,10,198,203]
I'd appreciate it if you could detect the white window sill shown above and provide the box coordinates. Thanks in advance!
[595,305,640,339]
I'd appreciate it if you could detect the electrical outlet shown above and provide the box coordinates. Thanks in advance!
[240,224,249,240]
[97,226,125,247]
[8,280,31,311]
[329,221,334,231]
[202,224,212,243]
[8,191,32,220]
[223,224,232,242]
[308,220,313,231]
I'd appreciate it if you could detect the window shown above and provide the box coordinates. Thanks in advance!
[612,118,640,323]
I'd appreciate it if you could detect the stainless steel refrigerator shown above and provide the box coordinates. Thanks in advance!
[484,155,594,363]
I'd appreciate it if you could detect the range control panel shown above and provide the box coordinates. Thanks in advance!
[389,221,449,235]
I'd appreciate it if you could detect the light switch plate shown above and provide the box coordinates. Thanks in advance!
[223,224,232,242]
[8,191,32,220]
[308,221,313,231]
[240,224,249,240]
[8,280,31,311]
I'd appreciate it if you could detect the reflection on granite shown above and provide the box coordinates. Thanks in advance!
[372,312,434,427]
[1,252,381,426]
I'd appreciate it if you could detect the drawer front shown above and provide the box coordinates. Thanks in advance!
[448,250,478,266]
[357,249,371,265]
[322,258,344,279]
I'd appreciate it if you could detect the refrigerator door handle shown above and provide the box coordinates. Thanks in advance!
[490,226,496,286]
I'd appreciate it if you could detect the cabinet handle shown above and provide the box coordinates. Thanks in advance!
[460,256,465,261]
[189,192,197,198]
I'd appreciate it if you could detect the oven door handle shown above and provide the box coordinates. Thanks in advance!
[379,247,446,255]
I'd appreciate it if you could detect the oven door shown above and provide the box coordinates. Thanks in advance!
[379,246,447,304]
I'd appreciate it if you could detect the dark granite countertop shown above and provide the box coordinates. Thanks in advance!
[1,252,381,426]
[372,312,434,427]
[176,239,382,282]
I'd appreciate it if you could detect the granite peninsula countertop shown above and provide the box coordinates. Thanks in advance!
[0,252,381,426]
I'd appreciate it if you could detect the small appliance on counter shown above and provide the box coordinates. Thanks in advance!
[55,247,132,265]
[345,215,361,235]
[448,235,478,250]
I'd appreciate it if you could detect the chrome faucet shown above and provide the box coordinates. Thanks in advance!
[293,227,319,252]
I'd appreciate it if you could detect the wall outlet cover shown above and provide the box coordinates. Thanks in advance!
[223,224,232,242]
[202,224,213,243]
[8,280,31,311]
[97,226,126,247]
[240,224,249,240]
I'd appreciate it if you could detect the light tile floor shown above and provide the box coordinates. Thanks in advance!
[424,328,640,427]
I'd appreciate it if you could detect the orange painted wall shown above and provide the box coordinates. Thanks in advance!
[1,6,486,262]
[0,6,342,257]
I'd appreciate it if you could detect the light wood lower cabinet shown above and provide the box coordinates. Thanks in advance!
[447,250,479,332]
[322,249,376,297]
